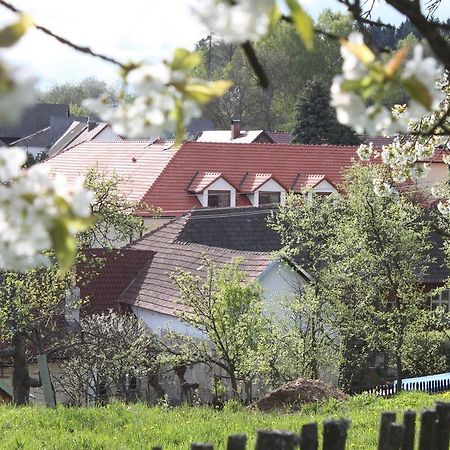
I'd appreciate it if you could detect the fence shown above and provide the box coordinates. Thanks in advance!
[355,377,450,398]
[151,401,449,449]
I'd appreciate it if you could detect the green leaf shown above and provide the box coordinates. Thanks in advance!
[173,98,185,146]
[171,48,201,71]
[268,4,282,33]
[341,79,364,92]
[183,80,232,104]
[49,218,77,275]
[403,76,433,110]
[0,14,33,48]
[340,39,375,65]
[285,0,314,50]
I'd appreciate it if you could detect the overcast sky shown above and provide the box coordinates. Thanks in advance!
[1,0,449,88]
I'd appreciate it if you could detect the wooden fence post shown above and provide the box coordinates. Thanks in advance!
[322,419,350,450]
[386,423,404,450]
[227,434,247,450]
[378,412,396,450]
[255,430,299,450]
[435,402,450,450]
[300,423,318,450]
[401,410,415,450]
[191,444,214,450]
[418,410,436,450]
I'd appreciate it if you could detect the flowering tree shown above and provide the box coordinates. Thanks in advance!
[168,258,272,399]
[54,311,161,406]
[1,0,450,274]
[0,170,148,405]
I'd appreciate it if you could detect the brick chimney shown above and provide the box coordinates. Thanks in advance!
[231,119,241,140]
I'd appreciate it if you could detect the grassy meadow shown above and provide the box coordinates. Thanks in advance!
[0,392,448,449]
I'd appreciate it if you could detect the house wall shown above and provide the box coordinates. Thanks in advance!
[419,162,448,191]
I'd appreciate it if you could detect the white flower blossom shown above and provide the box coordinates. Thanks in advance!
[0,147,94,271]
[332,33,445,137]
[194,0,274,43]
[0,59,36,126]
[341,32,367,80]
[373,178,398,197]
[438,201,450,216]
[357,142,373,161]
[84,63,202,139]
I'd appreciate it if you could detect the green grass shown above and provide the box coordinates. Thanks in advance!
[0,392,448,449]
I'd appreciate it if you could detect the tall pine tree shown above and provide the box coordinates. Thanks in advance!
[292,78,361,145]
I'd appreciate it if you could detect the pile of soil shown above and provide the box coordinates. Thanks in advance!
[249,378,348,411]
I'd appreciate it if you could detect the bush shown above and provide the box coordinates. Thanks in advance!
[402,331,448,377]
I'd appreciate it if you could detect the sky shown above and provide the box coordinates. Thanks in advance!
[1,0,449,88]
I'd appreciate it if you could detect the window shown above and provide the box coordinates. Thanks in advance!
[315,191,332,197]
[431,290,450,312]
[208,190,231,207]
[259,192,281,205]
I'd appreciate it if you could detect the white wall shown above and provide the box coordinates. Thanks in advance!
[131,306,206,339]
[259,260,306,315]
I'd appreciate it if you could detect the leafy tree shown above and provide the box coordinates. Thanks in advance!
[292,78,360,145]
[270,165,437,391]
[54,310,161,405]
[168,258,272,398]
[38,77,118,116]
[0,169,147,405]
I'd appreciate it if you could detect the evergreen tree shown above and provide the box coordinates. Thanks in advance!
[292,78,361,145]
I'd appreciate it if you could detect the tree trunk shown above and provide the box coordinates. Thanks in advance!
[12,333,31,406]
[229,370,239,399]
[396,353,403,393]
[148,374,165,400]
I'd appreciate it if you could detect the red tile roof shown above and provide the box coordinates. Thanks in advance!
[80,248,154,315]
[42,140,177,203]
[119,217,273,316]
[142,142,360,216]
[361,135,395,147]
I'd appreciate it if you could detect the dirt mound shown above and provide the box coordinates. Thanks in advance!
[249,378,348,411]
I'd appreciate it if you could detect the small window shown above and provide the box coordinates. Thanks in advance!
[259,192,281,205]
[431,290,450,312]
[315,192,332,197]
[208,190,230,207]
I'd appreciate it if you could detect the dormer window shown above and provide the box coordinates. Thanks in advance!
[208,190,231,207]
[259,192,281,205]
[239,173,286,207]
[187,171,236,208]
[291,174,338,199]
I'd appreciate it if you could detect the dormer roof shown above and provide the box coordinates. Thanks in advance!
[187,171,224,193]
[239,173,285,193]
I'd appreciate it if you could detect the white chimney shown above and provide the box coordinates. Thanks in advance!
[231,119,241,140]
